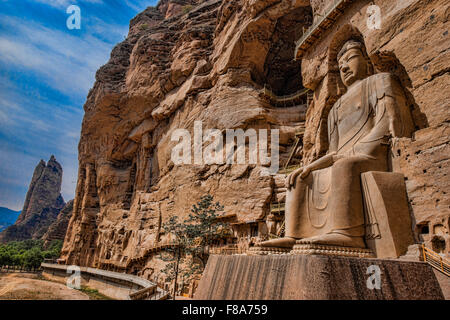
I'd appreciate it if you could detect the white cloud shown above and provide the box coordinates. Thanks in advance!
[0,15,115,96]
[123,0,153,13]
[33,0,104,9]
[0,78,82,206]
[0,0,158,210]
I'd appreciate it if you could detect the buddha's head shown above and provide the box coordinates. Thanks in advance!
[338,40,371,87]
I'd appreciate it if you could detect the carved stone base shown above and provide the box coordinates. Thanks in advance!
[195,255,445,300]
[292,242,375,258]
[247,246,291,255]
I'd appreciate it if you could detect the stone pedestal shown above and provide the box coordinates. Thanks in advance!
[195,255,444,300]
[362,171,415,258]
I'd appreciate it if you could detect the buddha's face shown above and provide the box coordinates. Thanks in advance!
[338,47,369,87]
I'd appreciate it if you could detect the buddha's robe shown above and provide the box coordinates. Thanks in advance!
[285,73,413,240]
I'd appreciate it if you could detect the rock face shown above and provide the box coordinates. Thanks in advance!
[42,200,74,246]
[61,0,449,283]
[195,255,445,300]
[297,0,449,255]
[61,0,312,276]
[0,156,65,242]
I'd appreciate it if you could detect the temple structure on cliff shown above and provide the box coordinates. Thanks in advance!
[58,0,449,297]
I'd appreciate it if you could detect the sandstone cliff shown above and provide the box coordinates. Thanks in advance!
[42,200,74,246]
[62,0,312,275]
[61,0,449,281]
[0,156,65,242]
[297,0,449,248]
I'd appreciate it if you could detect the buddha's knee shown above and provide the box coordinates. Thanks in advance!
[297,169,313,185]
[332,157,367,175]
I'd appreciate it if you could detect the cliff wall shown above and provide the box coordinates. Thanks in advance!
[61,0,449,281]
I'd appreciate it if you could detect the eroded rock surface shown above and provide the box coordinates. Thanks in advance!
[61,0,449,281]
[0,156,65,242]
[298,0,449,250]
[61,0,312,276]
[43,200,74,246]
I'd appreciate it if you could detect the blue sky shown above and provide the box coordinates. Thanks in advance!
[0,0,158,210]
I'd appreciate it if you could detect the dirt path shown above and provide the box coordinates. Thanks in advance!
[0,273,90,300]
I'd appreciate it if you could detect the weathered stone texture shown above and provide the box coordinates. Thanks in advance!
[299,0,449,241]
[195,255,445,300]
[42,200,74,246]
[0,156,65,242]
[61,0,313,273]
[61,0,449,279]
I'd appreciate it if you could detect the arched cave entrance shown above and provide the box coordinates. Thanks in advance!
[431,236,446,253]
[260,6,312,96]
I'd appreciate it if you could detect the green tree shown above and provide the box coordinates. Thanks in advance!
[0,239,63,269]
[160,195,230,299]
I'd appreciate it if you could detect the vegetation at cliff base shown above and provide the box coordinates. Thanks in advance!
[160,194,231,298]
[0,240,62,269]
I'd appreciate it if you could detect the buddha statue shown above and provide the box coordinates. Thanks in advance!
[255,39,413,253]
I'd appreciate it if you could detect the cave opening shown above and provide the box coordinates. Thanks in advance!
[262,6,312,97]
[124,163,137,210]
[431,236,446,253]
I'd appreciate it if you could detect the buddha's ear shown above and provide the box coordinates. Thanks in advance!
[364,54,375,76]
[334,71,346,97]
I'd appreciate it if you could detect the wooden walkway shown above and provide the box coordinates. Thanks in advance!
[261,86,310,108]
[295,0,354,60]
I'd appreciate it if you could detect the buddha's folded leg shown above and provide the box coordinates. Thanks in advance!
[284,174,310,239]
[330,156,386,237]
[297,156,387,247]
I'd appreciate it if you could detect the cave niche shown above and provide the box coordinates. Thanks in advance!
[261,6,312,96]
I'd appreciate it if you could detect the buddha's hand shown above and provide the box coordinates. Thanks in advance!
[285,165,312,189]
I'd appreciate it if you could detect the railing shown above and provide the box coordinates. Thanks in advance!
[278,164,302,175]
[283,130,305,171]
[422,244,450,276]
[295,0,352,59]
[268,220,285,239]
[148,289,169,300]
[41,263,169,300]
[126,240,178,267]
[270,202,285,214]
[0,265,43,273]
[129,284,157,300]
[208,245,245,255]
[261,86,310,107]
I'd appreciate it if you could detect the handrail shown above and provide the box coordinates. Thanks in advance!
[296,0,343,45]
[261,86,310,106]
[278,164,302,174]
[295,0,353,59]
[208,245,245,255]
[129,285,157,300]
[41,263,169,300]
[0,265,42,273]
[270,202,285,213]
[422,244,450,277]
[277,220,285,238]
[284,135,302,170]
[126,240,178,267]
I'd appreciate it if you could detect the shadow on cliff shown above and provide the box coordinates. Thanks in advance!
[371,51,429,131]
